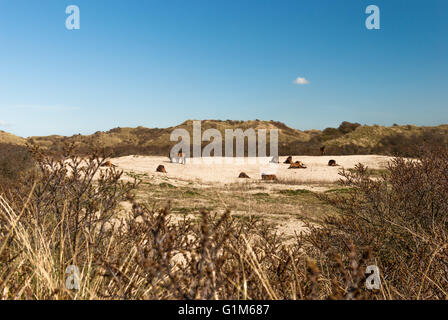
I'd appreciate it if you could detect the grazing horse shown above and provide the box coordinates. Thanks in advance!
[261,174,277,181]
[156,165,167,173]
[170,151,186,164]
[320,146,326,156]
[289,161,307,169]
[284,156,293,164]
[328,159,339,167]
[238,172,250,178]
[101,160,115,168]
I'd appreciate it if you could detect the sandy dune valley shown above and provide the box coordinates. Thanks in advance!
[111,155,392,185]
[105,155,393,239]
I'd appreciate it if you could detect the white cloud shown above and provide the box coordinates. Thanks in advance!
[293,77,310,85]
[0,120,9,127]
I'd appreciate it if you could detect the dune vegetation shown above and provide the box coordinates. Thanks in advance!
[0,142,447,299]
[2,120,448,158]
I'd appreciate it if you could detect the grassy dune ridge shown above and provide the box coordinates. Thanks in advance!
[2,120,448,157]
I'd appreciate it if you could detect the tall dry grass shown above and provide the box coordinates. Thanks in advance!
[0,144,447,299]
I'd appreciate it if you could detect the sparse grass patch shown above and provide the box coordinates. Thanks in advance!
[126,171,148,180]
[183,189,200,197]
[324,187,354,194]
[253,192,270,197]
[172,207,193,214]
[278,189,312,196]
[347,168,388,177]
[275,178,333,186]
[159,182,176,189]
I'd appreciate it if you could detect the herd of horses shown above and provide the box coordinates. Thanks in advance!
[103,147,339,181]
[256,155,338,181]
[155,149,339,181]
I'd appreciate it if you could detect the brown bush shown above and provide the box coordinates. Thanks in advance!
[0,143,34,186]
[314,146,448,299]
[338,121,361,134]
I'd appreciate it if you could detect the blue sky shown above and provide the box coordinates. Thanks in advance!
[0,0,447,137]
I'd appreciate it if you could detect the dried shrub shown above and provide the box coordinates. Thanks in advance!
[313,146,448,299]
[0,144,34,186]
[1,144,447,300]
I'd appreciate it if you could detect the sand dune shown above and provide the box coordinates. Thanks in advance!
[110,155,393,184]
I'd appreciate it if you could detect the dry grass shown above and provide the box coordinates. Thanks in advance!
[0,131,27,145]
[0,144,447,299]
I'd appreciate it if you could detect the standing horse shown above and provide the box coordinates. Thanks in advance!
[170,151,186,165]
[320,146,326,156]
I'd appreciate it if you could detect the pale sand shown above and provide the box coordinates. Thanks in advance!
[109,155,393,184]
[110,154,393,240]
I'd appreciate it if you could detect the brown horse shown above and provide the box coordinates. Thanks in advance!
[156,165,167,173]
[101,160,115,168]
[283,156,293,164]
[289,161,307,169]
[320,146,326,156]
[238,172,250,178]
